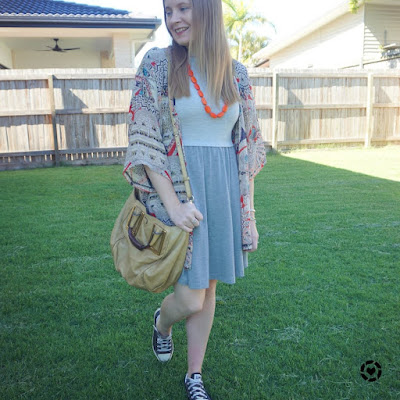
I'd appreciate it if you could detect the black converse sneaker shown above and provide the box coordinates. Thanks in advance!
[184,373,212,400]
[152,308,173,362]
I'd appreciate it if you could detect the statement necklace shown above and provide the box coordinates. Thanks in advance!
[188,64,228,119]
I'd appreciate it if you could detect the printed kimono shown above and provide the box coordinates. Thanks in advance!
[123,47,266,270]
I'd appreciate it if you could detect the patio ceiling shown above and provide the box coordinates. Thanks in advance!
[0,0,161,55]
[0,26,157,55]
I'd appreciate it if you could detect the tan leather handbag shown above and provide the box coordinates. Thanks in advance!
[110,69,193,293]
[110,189,190,293]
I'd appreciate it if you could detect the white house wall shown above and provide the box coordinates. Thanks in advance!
[269,10,364,69]
[0,40,12,68]
[0,28,142,69]
[13,49,101,69]
[113,34,132,68]
[364,4,400,61]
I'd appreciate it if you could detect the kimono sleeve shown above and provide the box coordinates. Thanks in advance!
[241,68,267,180]
[123,50,172,192]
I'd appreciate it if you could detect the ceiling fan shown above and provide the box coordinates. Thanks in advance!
[37,38,80,52]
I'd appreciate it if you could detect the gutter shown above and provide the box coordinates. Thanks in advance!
[0,16,162,30]
[254,58,270,68]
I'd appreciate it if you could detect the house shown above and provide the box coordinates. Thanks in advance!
[253,0,400,69]
[0,0,161,69]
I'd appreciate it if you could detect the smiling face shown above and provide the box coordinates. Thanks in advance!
[163,0,193,47]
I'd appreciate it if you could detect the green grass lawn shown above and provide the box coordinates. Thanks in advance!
[1,148,399,400]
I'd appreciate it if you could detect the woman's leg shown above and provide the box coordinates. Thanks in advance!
[155,279,217,375]
[186,280,217,376]
[156,281,207,336]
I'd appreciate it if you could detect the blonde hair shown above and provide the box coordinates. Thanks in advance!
[164,0,240,105]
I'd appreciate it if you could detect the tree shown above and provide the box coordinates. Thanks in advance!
[349,0,365,13]
[230,30,270,66]
[222,0,275,63]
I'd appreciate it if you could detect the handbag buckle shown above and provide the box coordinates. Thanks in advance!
[127,206,167,256]
[148,225,167,256]
[127,206,145,236]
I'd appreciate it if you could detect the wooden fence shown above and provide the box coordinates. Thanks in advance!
[0,68,134,170]
[248,68,400,149]
[0,68,399,170]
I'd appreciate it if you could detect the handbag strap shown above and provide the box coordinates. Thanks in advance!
[168,52,194,202]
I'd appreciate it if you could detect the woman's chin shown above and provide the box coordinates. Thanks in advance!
[177,41,189,47]
[174,34,190,47]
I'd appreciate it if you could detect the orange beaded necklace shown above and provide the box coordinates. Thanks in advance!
[188,64,228,119]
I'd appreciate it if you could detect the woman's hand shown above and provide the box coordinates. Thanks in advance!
[245,220,259,252]
[168,201,203,233]
[143,166,203,233]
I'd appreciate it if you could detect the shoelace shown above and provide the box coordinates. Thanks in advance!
[186,379,209,400]
[156,331,172,353]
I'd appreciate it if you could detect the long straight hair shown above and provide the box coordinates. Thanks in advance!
[164,0,240,105]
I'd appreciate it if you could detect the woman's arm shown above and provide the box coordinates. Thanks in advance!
[144,166,203,233]
[247,179,259,252]
[237,63,265,253]
[249,179,255,211]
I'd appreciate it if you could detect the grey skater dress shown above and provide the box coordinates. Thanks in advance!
[175,58,248,290]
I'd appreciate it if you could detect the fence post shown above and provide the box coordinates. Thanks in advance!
[272,72,279,150]
[47,75,60,166]
[365,73,374,148]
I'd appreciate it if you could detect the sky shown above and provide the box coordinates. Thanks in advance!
[75,0,345,64]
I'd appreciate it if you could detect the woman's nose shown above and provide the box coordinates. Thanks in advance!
[170,11,181,25]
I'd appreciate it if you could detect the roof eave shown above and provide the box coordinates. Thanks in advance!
[254,58,270,68]
[0,16,162,29]
[253,1,350,64]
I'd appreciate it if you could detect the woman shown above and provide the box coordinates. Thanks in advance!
[123,0,266,398]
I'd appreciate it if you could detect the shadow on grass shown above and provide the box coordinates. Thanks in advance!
[0,157,399,400]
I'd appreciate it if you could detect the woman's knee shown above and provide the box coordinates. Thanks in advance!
[174,283,206,315]
[184,296,205,315]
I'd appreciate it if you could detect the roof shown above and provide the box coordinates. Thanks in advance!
[0,0,161,29]
[253,1,350,66]
[253,0,400,66]
[0,0,129,17]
